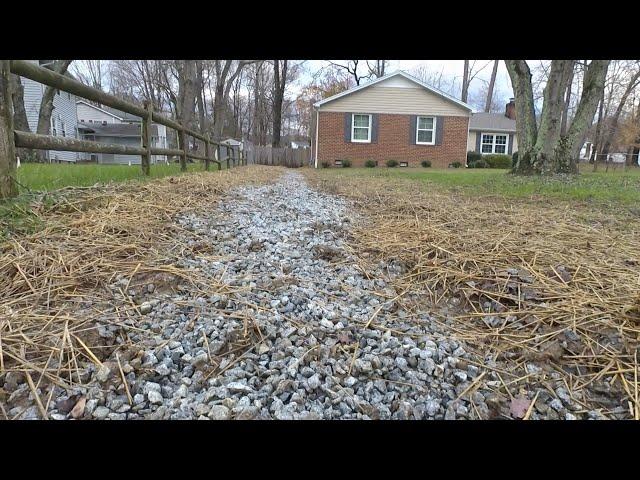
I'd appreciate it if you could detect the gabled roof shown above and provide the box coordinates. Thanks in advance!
[313,70,472,111]
[76,100,141,122]
[78,122,157,137]
[469,112,516,132]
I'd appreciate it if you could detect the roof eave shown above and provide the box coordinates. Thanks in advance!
[313,70,472,112]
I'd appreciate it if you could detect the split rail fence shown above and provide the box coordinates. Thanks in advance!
[0,60,247,199]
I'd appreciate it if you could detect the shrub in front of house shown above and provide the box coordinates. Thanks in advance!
[449,161,462,168]
[467,151,482,164]
[341,159,352,168]
[421,160,432,168]
[386,159,399,167]
[483,154,512,169]
[365,160,377,168]
[321,161,330,168]
[468,159,489,168]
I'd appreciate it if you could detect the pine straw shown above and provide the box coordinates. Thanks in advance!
[0,166,280,410]
[306,171,640,419]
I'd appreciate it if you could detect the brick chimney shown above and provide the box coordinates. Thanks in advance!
[505,98,516,120]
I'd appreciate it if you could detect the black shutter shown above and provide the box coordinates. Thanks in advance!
[344,113,352,143]
[508,134,514,155]
[475,132,482,152]
[409,115,417,145]
[371,114,379,143]
[435,116,444,145]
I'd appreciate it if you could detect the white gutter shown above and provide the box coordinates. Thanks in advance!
[314,108,319,169]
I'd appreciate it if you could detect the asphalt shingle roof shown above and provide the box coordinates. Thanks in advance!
[469,112,516,132]
[78,123,158,137]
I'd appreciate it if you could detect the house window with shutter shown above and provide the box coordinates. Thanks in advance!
[481,133,509,154]
[351,114,372,143]
[416,116,436,145]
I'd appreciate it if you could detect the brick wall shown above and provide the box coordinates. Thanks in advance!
[316,112,469,168]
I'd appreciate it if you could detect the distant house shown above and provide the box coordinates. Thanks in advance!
[76,100,168,164]
[467,99,517,157]
[312,70,472,168]
[291,140,310,149]
[19,60,79,162]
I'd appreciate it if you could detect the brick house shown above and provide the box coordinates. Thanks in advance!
[311,70,472,168]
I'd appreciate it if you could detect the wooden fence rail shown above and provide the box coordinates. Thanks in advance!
[0,60,247,199]
[246,145,310,168]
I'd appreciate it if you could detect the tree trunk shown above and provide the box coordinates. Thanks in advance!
[507,59,609,175]
[10,73,34,162]
[272,60,287,148]
[1,60,18,198]
[600,69,640,158]
[484,60,499,112]
[560,64,574,135]
[591,88,605,171]
[461,60,470,103]
[35,60,73,162]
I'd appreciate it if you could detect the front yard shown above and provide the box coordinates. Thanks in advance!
[318,165,640,206]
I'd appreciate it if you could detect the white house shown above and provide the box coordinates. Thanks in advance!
[19,60,79,162]
[76,100,168,164]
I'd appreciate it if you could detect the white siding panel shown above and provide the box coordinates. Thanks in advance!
[319,86,469,117]
[50,90,79,162]
[77,102,121,124]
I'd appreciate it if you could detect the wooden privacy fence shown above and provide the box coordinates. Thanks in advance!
[0,60,247,198]
[246,145,310,168]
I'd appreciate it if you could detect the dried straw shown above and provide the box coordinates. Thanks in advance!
[0,166,280,407]
[306,170,640,418]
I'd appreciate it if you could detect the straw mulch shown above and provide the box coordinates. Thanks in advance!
[306,171,640,419]
[0,166,279,416]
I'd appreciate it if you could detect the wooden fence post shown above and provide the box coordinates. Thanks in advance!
[141,100,152,176]
[204,136,211,171]
[178,129,187,172]
[0,60,18,199]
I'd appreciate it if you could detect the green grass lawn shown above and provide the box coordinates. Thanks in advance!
[15,162,213,192]
[318,166,640,206]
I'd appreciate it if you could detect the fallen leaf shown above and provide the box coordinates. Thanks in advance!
[56,394,81,414]
[69,396,87,419]
[509,396,531,419]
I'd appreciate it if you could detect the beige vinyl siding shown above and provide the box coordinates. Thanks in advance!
[468,131,477,152]
[319,85,469,117]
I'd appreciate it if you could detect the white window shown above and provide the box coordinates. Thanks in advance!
[416,116,436,145]
[351,114,371,143]
[481,133,509,154]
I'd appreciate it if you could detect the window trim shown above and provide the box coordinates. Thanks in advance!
[351,113,372,143]
[416,116,436,145]
[480,132,509,154]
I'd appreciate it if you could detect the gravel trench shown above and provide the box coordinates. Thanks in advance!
[11,170,584,420]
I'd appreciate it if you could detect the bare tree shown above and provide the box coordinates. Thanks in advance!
[484,60,499,112]
[72,60,105,92]
[272,60,288,147]
[328,60,368,86]
[461,60,492,103]
[366,60,388,78]
[600,61,640,158]
[506,59,610,174]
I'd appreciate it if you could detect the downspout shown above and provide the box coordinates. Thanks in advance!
[314,107,319,169]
